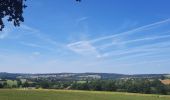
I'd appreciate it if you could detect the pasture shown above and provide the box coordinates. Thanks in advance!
[0,89,170,100]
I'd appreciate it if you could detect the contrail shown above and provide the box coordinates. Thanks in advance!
[100,40,170,58]
[91,18,170,43]
[98,31,170,49]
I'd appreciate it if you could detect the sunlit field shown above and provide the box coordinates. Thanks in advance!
[0,89,170,100]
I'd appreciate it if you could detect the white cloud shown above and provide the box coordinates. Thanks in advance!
[32,52,41,56]
[98,31,170,50]
[0,32,8,39]
[77,17,88,23]
[67,41,101,57]
[100,40,170,58]
[0,26,11,39]
[20,24,39,33]
[28,52,41,60]
[67,18,170,58]
[20,42,43,48]
[91,18,170,42]
[20,25,62,47]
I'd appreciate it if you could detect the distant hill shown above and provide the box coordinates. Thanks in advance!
[0,72,169,80]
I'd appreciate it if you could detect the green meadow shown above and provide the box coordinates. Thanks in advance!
[0,89,170,100]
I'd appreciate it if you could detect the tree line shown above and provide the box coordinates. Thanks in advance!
[0,78,170,95]
[71,79,170,95]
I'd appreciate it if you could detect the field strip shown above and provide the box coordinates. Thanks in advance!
[14,89,170,98]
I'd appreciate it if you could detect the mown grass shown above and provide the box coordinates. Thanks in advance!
[0,89,170,100]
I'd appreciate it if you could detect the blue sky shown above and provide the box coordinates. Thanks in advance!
[0,0,170,74]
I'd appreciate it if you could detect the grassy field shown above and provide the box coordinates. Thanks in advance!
[0,89,170,100]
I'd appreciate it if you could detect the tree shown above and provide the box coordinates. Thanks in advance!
[40,81,50,89]
[0,0,82,31]
[0,0,27,31]
[23,81,29,87]
[0,83,3,88]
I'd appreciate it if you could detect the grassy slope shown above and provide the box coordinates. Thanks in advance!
[0,89,170,100]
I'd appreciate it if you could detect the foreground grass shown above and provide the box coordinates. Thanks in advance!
[0,89,170,100]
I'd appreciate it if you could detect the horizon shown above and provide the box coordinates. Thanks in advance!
[0,0,170,74]
[0,72,169,75]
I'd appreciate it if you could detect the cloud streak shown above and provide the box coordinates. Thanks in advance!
[77,17,88,23]
[67,18,170,59]
[91,18,170,42]
[100,41,170,58]
[98,31,170,49]
[67,41,101,57]
[0,25,12,39]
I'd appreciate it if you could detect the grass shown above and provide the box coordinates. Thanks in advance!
[0,89,170,100]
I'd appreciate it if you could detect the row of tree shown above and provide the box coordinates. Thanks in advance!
[0,79,29,88]
[71,79,170,95]
[0,78,170,95]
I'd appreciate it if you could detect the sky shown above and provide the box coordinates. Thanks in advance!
[0,0,170,74]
